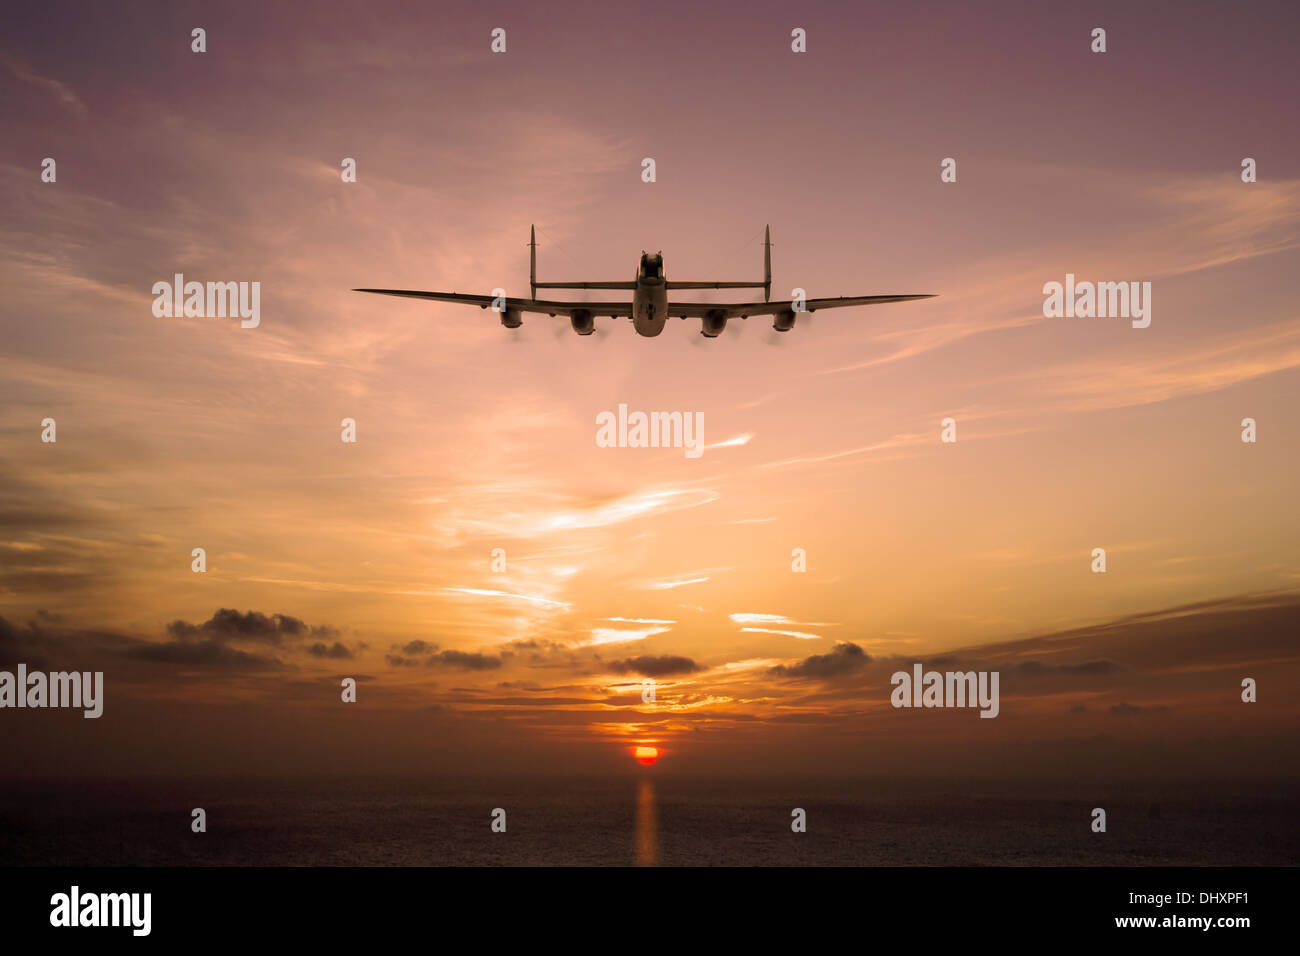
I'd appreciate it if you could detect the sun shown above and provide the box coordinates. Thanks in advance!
[633,745,659,766]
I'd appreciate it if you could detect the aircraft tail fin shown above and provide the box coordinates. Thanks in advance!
[764,224,771,302]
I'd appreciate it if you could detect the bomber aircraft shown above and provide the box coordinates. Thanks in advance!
[355,226,934,338]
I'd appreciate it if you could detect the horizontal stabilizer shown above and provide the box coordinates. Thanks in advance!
[531,281,637,290]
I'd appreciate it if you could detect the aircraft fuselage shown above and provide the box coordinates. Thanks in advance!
[633,252,669,337]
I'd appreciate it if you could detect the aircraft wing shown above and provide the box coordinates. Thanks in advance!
[667,294,936,319]
[353,289,634,317]
[353,289,935,320]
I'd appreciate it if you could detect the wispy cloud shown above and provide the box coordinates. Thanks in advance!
[729,613,837,640]
[2,57,87,115]
[442,588,571,609]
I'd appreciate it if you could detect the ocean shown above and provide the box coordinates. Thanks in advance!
[2,775,1296,866]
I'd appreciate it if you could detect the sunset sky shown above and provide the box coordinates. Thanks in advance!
[2,0,1298,778]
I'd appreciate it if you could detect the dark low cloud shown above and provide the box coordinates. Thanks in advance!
[386,648,502,670]
[399,640,437,655]
[121,608,351,670]
[770,642,871,679]
[166,608,338,646]
[501,638,583,670]
[308,641,353,659]
[0,615,53,668]
[1110,702,1169,716]
[1016,659,1120,676]
[0,613,143,670]
[122,638,281,671]
[606,655,700,677]
[426,650,502,671]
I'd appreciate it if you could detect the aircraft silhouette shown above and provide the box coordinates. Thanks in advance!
[355,226,935,338]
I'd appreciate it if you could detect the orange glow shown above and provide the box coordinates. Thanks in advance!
[634,746,659,765]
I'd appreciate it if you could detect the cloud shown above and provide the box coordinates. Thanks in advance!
[759,430,934,470]
[642,575,713,590]
[443,488,721,539]
[703,433,752,450]
[769,642,871,679]
[398,640,438,655]
[739,626,823,640]
[583,623,673,646]
[1,57,87,116]
[122,639,282,671]
[165,608,338,646]
[425,650,503,671]
[106,608,352,670]
[441,588,570,609]
[383,646,509,670]
[1110,702,1169,716]
[0,615,54,668]
[499,638,586,670]
[730,613,789,625]
[1010,318,1300,413]
[307,641,353,659]
[606,655,700,677]
[1016,659,1120,676]
[3,610,294,673]
[731,612,834,640]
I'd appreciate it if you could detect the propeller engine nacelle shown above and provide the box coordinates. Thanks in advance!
[569,309,595,336]
[499,308,522,329]
[773,309,797,332]
[701,309,728,338]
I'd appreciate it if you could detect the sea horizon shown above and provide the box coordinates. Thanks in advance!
[4,773,1296,867]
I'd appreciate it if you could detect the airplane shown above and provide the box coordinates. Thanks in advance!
[354,226,935,338]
